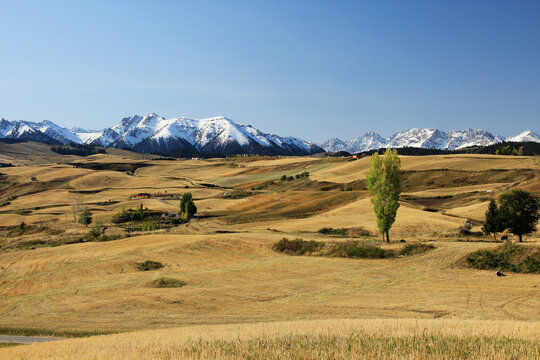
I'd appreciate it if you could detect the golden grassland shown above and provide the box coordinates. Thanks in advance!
[0,143,539,358]
[1,318,539,359]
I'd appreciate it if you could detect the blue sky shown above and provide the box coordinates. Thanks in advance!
[0,1,539,142]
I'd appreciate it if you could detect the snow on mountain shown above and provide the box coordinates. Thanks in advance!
[0,118,16,137]
[320,128,515,153]
[506,130,540,143]
[348,132,389,153]
[77,113,322,156]
[320,138,349,152]
[1,114,537,156]
[387,128,449,149]
[446,129,503,149]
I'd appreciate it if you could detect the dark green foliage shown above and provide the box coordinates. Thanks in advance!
[482,199,505,240]
[295,171,310,179]
[149,277,186,288]
[136,260,164,271]
[399,243,435,256]
[111,204,155,223]
[318,227,348,236]
[498,189,540,242]
[180,192,197,221]
[466,243,540,273]
[30,176,37,181]
[272,238,325,255]
[51,144,106,157]
[280,175,287,181]
[273,239,433,260]
[495,145,518,155]
[78,209,92,227]
[140,222,159,231]
[327,241,395,259]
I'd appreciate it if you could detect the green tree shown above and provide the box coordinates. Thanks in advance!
[498,189,540,242]
[180,192,197,221]
[78,209,92,227]
[365,149,402,243]
[482,199,505,241]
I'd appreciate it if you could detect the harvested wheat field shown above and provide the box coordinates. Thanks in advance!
[0,144,539,359]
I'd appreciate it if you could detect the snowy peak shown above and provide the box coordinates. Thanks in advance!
[446,129,503,149]
[506,130,540,143]
[320,128,540,153]
[387,128,448,149]
[348,132,389,153]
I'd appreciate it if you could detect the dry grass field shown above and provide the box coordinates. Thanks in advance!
[0,142,539,358]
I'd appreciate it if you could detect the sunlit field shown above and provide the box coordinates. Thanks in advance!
[0,142,538,358]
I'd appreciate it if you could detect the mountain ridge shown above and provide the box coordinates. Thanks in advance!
[0,115,538,156]
[0,115,323,156]
[320,128,536,153]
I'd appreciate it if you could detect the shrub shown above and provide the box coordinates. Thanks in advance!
[280,175,287,181]
[141,222,158,231]
[399,243,435,256]
[466,243,540,273]
[148,277,186,288]
[136,260,164,271]
[318,227,348,236]
[273,238,324,255]
[327,241,394,259]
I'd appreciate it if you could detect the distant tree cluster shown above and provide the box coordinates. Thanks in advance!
[495,144,519,155]
[280,171,310,182]
[111,204,150,223]
[357,142,540,157]
[483,189,540,242]
[51,144,106,157]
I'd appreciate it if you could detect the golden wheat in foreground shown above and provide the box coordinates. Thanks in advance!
[1,318,539,359]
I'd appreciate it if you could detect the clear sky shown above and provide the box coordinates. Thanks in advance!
[1,1,539,142]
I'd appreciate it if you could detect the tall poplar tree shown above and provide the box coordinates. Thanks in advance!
[180,192,197,221]
[366,148,402,243]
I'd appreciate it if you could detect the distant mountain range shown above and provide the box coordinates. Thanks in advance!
[0,114,538,156]
[320,129,540,153]
[0,114,323,156]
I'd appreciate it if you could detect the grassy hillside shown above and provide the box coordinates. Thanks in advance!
[0,148,538,358]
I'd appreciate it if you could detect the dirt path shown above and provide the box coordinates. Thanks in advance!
[0,335,62,344]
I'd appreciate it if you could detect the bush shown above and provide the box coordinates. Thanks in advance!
[327,241,394,259]
[466,243,540,273]
[273,238,324,255]
[399,243,435,256]
[318,227,348,236]
[148,277,186,288]
[141,222,159,231]
[136,260,164,271]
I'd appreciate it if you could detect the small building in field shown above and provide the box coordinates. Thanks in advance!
[136,193,152,199]
[352,154,363,159]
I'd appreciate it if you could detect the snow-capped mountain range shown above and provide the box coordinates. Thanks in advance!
[0,114,538,156]
[320,129,540,153]
[0,114,323,156]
